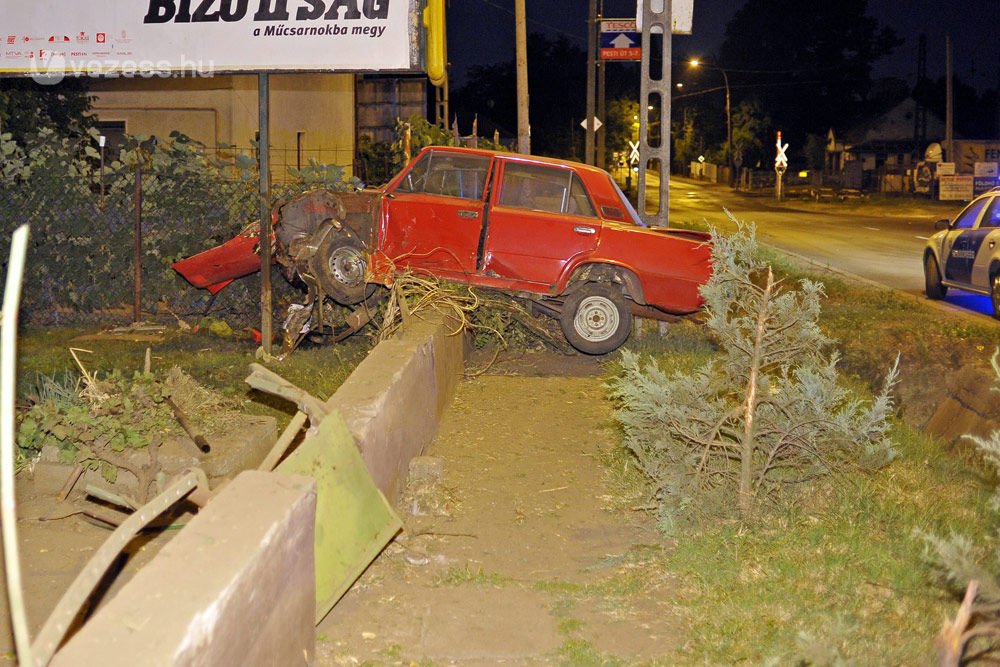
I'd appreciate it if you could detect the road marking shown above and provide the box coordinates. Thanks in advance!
[864,226,880,231]
[915,235,929,240]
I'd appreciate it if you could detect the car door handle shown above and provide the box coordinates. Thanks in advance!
[457,210,479,219]
[573,226,597,235]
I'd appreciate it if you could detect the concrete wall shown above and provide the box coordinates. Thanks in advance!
[329,314,466,500]
[47,316,465,664]
[51,472,317,667]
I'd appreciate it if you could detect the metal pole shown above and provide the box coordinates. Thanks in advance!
[596,0,606,168]
[596,62,606,168]
[133,166,142,323]
[259,73,273,355]
[585,0,597,164]
[722,67,732,186]
[515,0,530,154]
[945,33,954,163]
[2,226,33,667]
[99,135,106,209]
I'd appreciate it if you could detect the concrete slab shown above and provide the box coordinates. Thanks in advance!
[51,471,317,667]
[329,315,464,501]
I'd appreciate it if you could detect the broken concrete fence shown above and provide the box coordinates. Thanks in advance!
[49,312,466,663]
[51,471,317,667]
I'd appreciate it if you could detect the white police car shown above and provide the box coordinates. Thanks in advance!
[924,187,1000,318]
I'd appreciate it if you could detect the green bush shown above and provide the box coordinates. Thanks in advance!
[608,220,898,528]
[0,127,358,322]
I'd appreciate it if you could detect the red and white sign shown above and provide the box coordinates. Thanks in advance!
[775,131,789,171]
[0,0,419,78]
[600,20,640,61]
[939,175,974,201]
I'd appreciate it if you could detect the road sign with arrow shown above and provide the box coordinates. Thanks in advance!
[600,19,640,61]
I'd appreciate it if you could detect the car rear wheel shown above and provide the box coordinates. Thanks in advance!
[924,254,947,300]
[314,228,370,305]
[559,284,631,355]
[991,272,1000,320]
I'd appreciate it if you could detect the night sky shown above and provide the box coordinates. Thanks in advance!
[447,0,1000,93]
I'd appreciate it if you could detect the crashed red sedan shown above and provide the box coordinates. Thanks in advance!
[174,146,712,355]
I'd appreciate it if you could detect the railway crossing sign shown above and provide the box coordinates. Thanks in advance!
[628,140,640,164]
[775,131,789,173]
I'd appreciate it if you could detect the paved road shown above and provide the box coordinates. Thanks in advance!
[662,177,995,320]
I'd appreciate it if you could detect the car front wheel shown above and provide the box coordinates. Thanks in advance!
[924,254,947,300]
[558,284,632,355]
[314,228,370,305]
[992,272,1000,320]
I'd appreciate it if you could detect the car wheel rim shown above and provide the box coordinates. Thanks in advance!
[329,246,366,287]
[573,296,619,342]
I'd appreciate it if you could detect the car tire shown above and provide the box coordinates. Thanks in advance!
[992,272,1000,320]
[314,228,370,305]
[559,284,632,355]
[924,254,947,300]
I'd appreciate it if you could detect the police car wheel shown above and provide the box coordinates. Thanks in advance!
[924,254,947,300]
[991,273,1000,320]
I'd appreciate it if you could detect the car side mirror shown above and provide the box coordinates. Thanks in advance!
[933,218,951,231]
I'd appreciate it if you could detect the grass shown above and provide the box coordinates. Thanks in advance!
[433,564,509,587]
[15,325,371,430]
[602,252,1000,663]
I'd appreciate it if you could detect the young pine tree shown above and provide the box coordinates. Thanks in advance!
[610,218,898,525]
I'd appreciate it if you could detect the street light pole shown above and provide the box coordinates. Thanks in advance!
[721,67,732,187]
[690,59,733,187]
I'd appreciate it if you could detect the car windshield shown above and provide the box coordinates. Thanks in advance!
[610,177,646,227]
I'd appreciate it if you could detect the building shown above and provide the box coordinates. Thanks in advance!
[825,97,946,192]
[90,73,427,180]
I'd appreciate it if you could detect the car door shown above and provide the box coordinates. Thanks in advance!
[969,195,1000,290]
[482,160,601,287]
[380,150,492,279]
[943,195,991,285]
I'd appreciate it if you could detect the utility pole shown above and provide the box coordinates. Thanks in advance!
[637,0,672,225]
[515,0,530,154]
[597,37,606,168]
[945,33,954,164]
[585,0,597,164]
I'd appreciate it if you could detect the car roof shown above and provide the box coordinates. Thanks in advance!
[416,145,613,180]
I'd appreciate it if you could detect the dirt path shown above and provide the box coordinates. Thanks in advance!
[317,358,680,664]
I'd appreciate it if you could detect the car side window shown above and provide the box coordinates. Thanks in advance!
[953,197,989,229]
[394,152,490,200]
[980,197,1000,228]
[394,152,431,194]
[498,163,597,218]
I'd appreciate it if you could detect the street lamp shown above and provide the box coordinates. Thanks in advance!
[689,58,733,187]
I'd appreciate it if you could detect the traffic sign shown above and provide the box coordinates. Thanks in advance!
[628,140,640,164]
[775,131,789,171]
[580,117,603,132]
[600,19,641,61]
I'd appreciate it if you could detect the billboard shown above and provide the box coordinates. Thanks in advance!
[0,0,421,80]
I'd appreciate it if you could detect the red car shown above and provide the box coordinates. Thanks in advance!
[174,146,712,354]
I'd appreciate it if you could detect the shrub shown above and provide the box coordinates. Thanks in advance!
[921,349,1000,665]
[608,219,898,528]
[0,127,358,321]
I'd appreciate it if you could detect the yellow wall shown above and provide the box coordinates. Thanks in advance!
[90,73,356,177]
